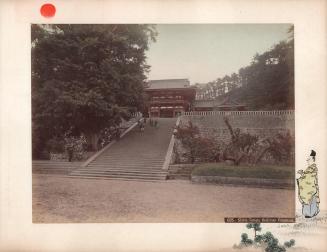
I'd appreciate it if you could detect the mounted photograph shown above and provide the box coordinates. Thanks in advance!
[32,24,295,223]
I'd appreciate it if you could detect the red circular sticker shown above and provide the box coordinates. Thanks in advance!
[40,3,56,18]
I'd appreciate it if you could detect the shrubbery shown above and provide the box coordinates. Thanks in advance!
[64,134,87,161]
[174,121,220,163]
[38,132,88,161]
[174,117,294,166]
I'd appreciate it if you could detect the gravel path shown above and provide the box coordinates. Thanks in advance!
[33,175,295,223]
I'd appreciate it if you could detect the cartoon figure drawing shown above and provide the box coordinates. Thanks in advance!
[297,150,320,218]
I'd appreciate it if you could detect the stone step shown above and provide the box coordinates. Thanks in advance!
[66,175,165,182]
[86,167,164,172]
[70,170,167,176]
[91,159,163,164]
[96,156,165,160]
[33,167,76,171]
[167,174,191,180]
[32,165,79,169]
[33,170,71,175]
[32,162,80,166]
[73,168,166,174]
[68,173,167,180]
[33,168,74,175]
[167,174,192,180]
[32,160,81,163]
[79,118,176,181]
[87,164,163,168]
[95,155,164,159]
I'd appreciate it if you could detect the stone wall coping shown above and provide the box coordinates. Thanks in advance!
[182,110,294,116]
[169,164,197,168]
[162,117,180,170]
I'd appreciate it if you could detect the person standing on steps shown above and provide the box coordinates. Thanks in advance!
[138,119,144,132]
[115,128,121,141]
[141,121,145,132]
[66,144,74,162]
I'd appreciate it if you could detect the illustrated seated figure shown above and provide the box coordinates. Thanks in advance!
[297,150,320,218]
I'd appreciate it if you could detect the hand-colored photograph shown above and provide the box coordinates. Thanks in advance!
[31,24,295,223]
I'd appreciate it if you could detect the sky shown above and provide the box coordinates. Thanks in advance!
[145,24,292,84]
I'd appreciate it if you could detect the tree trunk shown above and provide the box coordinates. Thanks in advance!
[254,147,270,165]
[85,132,100,151]
[235,153,245,166]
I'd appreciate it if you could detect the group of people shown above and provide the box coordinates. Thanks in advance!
[149,118,159,128]
[137,117,159,132]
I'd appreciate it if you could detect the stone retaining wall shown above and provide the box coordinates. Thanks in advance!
[171,111,295,164]
[168,164,195,179]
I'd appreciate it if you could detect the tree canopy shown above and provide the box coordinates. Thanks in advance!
[32,24,157,156]
[194,27,294,110]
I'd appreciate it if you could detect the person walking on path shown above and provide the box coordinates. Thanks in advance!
[154,119,159,128]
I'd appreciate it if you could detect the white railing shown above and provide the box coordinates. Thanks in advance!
[131,112,143,118]
[181,110,294,116]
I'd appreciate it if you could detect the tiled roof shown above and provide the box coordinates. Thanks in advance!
[147,79,191,89]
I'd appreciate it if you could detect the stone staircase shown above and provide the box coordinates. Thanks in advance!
[68,118,177,181]
[32,160,82,175]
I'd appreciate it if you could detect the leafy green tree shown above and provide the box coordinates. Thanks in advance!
[225,36,294,110]
[237,223,295,251]
[221,116,294,166]
[222,117,259,165]
[240,233,253,247]
[195,25,294,110]
[284,239,295,248]
[32,24,157,155]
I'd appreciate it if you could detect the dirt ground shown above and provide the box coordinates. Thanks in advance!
[32,174,295,223]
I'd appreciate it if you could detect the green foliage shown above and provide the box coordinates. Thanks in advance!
[64,134,87,161]
[46,137,66,153]
[223,117,259,165]
[284,239,295,248]
[237,224,295,251]
[240,233,253,246]
[174,122,220,163]
[265,132,295,165]
[246,223,262,233]
[225,38,294,110]
[194,26,294,110]
[222,117,294,166]
[192,163,294,179]
[32,24,156,155]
